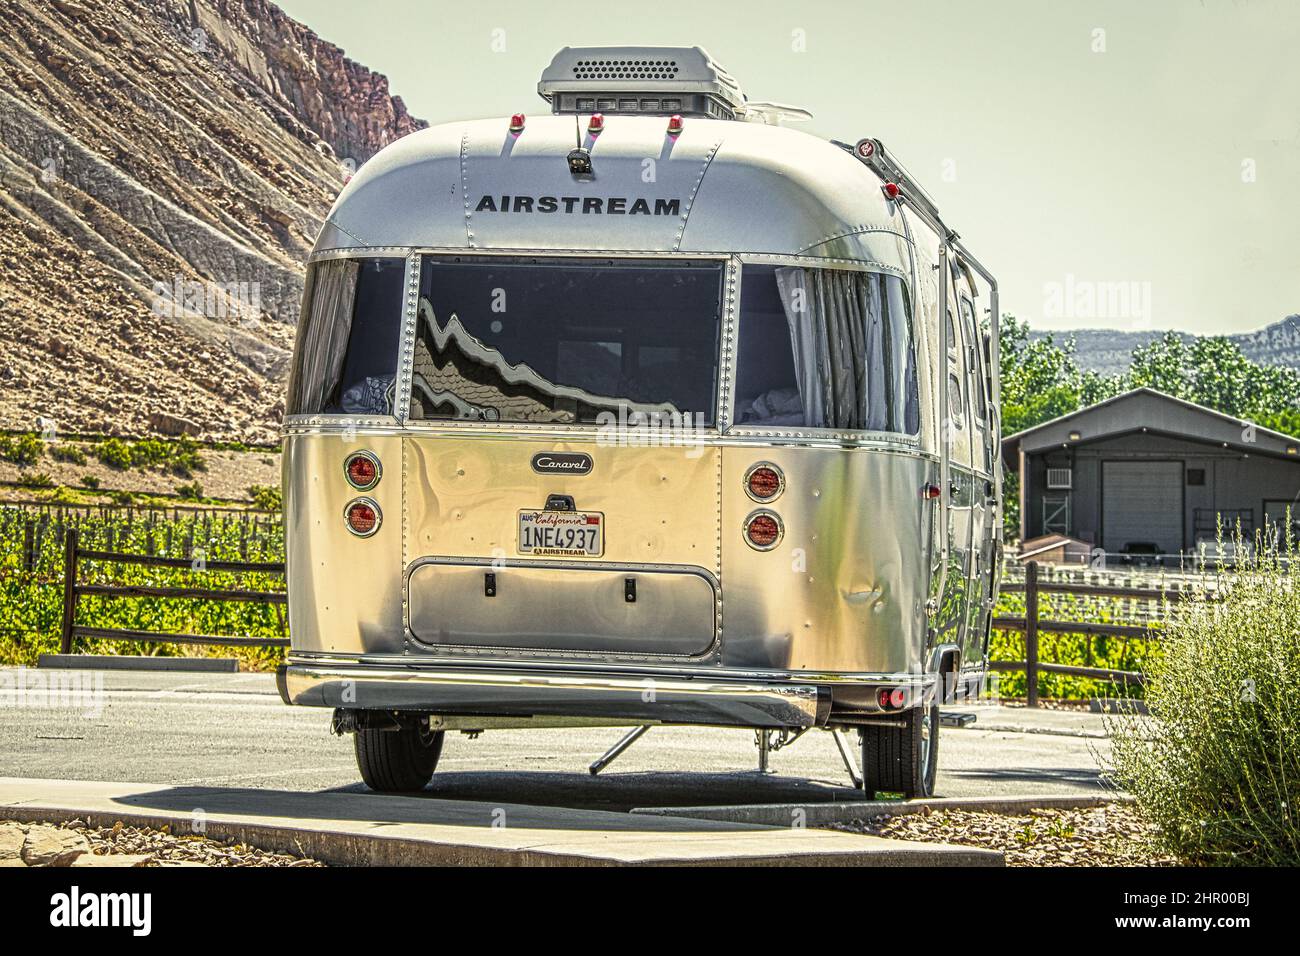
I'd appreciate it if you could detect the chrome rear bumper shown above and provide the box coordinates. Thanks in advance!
[279,661,830,729]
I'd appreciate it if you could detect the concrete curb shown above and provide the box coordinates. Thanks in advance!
[630,793,1133,828]
[0,778,1003,867]
[37,654,238,673]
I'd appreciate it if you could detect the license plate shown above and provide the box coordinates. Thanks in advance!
[518,510,604,557]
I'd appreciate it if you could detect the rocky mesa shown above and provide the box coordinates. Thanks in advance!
[0,0,423,442]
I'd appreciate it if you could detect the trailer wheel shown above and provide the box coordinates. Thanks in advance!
[860,702,938,799]
[354,718,445,793]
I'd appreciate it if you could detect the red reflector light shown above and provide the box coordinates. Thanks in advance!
[882,182,900,200]
[344,451,381,490]
[344,499,381,537]
[745,464,784,501]
[921,483,941,500]
[744,511,782,550]
[878,687,910,710]
[509,112,525,133]
[587,113,604,133]
[667,114,684,135]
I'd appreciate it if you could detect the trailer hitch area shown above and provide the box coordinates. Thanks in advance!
[330,709,404,736]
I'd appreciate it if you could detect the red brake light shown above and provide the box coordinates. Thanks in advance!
[746,464,784,501]
[587,113,604,133]
[344,451,381,490]
[877,687,910,710]
[667,114,684,135]
[344,499,381,537]
[509,112,526,133]
[744,511,782,550]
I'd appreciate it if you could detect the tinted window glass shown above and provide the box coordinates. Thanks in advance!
[960,298,986,423]
[409,257,723,424]
[734,265,919,433]
[286,257,403,415]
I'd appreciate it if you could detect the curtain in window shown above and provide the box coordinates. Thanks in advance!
[772,266,918,433]
[286,259,360,414]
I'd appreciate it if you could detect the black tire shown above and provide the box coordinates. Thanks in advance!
[860,702,939,799]
[354,719,445,793]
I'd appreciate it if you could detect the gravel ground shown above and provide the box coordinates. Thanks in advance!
[1,819,323,867]
[831,804,1181,866]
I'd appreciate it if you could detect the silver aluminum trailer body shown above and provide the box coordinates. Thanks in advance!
[279,47,1001,797]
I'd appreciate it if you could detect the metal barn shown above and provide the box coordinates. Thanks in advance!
[1002,388,1300,561]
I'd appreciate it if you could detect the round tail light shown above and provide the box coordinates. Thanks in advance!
[878,687,910,710]
[745,462,784,501]
[344,498,381,537]
[344,451,381,490]
[744,510,783,551]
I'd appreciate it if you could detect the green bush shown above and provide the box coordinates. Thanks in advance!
[97,438,133,470]
[82,474,101,490]
[129,438,171,468]
[176,481,204,501]
[0,432,44,467]
[49,443,87,465]
[247,483,282,512]
[17,471,54,489]
[1108,533,1300,865]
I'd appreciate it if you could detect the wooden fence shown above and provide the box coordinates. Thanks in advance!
[58,527,289,654]
[989,560,1211,706]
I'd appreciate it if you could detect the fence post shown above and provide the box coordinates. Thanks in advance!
[60,527,79,655]
[1025,559,1040,708]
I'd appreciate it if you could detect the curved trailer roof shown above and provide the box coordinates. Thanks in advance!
[312,115,917,274]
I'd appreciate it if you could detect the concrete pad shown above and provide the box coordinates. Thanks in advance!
[38,655,239,673]
[631,792,1132,828]
[0,777,1001,867]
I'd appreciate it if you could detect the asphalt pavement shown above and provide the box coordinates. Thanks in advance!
[0,667,1117,812]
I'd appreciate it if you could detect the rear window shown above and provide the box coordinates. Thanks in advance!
[286,257,404,416]
[409,257,723,425]
[734,265,919,434]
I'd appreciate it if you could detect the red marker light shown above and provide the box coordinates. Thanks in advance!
[667,114,684,135]
[921,483,942,500]
[344,499,381,537]
[587,113,604,133]
[746,464,784,501]
[344,451,381,490]
[509,112,526,133]
[744,511,782,550]
[882,182,900,200]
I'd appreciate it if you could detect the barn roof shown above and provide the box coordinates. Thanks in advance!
[1001,387,1300,469]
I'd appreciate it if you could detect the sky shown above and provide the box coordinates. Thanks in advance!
[276,0,1299,336]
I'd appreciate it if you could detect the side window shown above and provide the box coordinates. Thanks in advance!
[286,257,404,415]
[734,265,920,433]
[960,298,987,425]
[947,372,964,426]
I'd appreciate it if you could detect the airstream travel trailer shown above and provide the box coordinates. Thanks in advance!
[279,46,1002,799]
